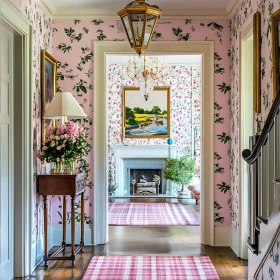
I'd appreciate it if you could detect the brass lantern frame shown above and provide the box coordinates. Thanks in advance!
[118,0,161,55]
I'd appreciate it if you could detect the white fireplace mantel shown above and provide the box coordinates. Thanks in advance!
[113,145,177,159]
[113,145,177,196]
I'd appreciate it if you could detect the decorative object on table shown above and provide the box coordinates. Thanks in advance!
[167,138,173,145]
[41,50,57,144]
[117,0,161,56]
[40,121,90,174]
[108,167,117,196]
[187,185,201,205]
[108,202,200,226]
[271,9,280,99]
[163,147,195,199]
[126,56,167,100]
[122,87,170,138]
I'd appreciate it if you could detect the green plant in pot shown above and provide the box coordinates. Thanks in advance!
[164,149,195,198]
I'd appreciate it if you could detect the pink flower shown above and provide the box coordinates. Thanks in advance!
[42,146,48,150]
[56,158,60,162]
[58,125,66,135]
[56,146,62,151]
[65,121,79,142]
[79,127,85,137]
[46,126,54,136]
[50,141,55,147]
[55,136,60,141]
[60,135,65,139]
[50,135,55,140]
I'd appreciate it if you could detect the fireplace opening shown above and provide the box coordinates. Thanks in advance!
[130,168,162,195]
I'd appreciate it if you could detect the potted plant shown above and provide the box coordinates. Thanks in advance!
[163,148,195,198]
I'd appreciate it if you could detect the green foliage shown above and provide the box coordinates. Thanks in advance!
[214,152,222,161]
[217,182,230,194]
[207,22,223,32]
[92,19,104,25]
[214,102,222,111]
[182,33,190,41]
[214,163,225,174]
[153,31,163,39]
[97,29,106,40]
[217,132,231,144]
[133,107,145,114]
[126,107,134,119]
[214,52,222,61]
[57,43,72,53]
[128,116,137,125]
[214,64,225,74]
[162,110,168,115]
[185,19,192,25]
[64,27,75,37]
[172,27,183,36]
[214,113,225,124]
[83,27,89,34]
[164,150,195,191]
[218,82,231,94]
[151,106,161,114]
[74,19,81,25]
[73,79,88,96]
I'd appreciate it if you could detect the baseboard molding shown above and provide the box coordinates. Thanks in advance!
[214,226,232,246]
[51,224,93,246]
[231,227,239,256]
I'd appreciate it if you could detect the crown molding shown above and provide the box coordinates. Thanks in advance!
[52,8,230,20]
[36,0,55,18]
[226,0,241,19]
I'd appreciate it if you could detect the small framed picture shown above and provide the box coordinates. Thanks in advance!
[41,50,57,144]
[122,87,170,138]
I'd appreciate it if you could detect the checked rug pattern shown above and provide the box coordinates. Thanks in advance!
[108,202,200,226]
[82,256,219,280]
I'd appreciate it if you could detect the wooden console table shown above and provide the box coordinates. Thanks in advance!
[37,173,86,266]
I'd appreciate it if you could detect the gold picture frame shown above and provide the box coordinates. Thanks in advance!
[253,11,261,113]
[122,87,170,138]
[41,50,57,144]
[271,9,280,99]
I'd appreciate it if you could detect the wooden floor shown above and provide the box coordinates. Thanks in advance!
[18,198,248,279]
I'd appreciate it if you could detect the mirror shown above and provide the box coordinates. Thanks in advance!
[271,9,280,99]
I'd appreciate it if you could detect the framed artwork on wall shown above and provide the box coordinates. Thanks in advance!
[271,9,280,99]
[122,87,170,138]
[41,50,57,144]
[253,11,261,113]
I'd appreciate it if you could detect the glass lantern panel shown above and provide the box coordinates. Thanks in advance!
[131,13,145,46]
[143,16,156,45]
[123,15,133,45]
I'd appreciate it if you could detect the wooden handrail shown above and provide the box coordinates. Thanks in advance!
[242,89,280,165]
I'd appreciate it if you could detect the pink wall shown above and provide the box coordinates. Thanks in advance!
[230,0,280,231]
[53,18,232,225]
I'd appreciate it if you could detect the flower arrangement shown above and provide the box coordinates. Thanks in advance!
[40,121,90,174]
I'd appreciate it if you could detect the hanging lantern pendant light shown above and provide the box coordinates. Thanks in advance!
[118,0,161,56]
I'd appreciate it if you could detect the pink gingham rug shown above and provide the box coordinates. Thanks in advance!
[108,202,200,226]
[82,256,219,280]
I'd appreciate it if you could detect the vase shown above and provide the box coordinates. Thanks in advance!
[51,162,65,174]
[69,158,76,174]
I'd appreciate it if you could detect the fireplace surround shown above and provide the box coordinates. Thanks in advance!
[113,145,177,196]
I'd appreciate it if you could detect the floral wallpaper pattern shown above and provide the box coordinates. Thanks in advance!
[230,0,280,231]
[53,18,232,225]
[107,64,201,187]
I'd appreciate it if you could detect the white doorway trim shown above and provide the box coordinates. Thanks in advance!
[93,41,214,246]
[237,14,255,259]
[1,0,33,276]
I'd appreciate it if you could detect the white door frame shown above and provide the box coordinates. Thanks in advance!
[1,0,33,276]
[93,41,214,246]
[238,13,255,259]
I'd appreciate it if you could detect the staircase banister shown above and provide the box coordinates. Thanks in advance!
[242,89,280,165]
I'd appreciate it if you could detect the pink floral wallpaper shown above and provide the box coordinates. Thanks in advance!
[107,63,201,180]
[53,18,232,225]
[230,0,280,231]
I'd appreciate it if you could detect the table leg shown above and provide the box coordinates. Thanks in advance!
[71,195,75,266]
[62,195,66,252]
[43,196,48,266]
[81,192,85,252]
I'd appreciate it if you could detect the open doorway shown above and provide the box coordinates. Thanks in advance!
[105,54,202,249]
[0,2,32,278]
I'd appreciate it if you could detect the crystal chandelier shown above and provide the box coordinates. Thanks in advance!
[117,0,161,55]
[126,56,167,101]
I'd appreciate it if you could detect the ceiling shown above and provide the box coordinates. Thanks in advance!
[40,0,239,19]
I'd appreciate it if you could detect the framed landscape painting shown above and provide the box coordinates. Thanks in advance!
[41,50,57,144]
[122,87,170,138]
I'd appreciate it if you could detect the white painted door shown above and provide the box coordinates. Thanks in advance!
[0,24,14,280]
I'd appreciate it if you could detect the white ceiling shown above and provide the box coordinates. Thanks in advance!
[40,0,239,19]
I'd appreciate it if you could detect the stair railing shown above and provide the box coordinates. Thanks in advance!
[242,89,280,254]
